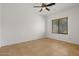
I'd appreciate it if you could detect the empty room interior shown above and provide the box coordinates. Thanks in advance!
[0,3,79,56]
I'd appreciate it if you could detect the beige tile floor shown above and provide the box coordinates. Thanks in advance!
[0,38,79,56]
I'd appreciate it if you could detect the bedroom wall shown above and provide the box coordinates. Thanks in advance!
[1,3,45,46]
[0,4,2,47]
[46,6,79,45]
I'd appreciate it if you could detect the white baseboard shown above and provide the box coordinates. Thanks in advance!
[1,36,44,47]
[47,36,79,45]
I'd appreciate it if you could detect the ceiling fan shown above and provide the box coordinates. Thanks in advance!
[34,3,55,12]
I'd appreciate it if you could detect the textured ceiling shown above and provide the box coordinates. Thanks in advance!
[2,3,79,16]
[33,3,79,16]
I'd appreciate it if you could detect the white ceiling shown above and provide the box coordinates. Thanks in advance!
[2,3,79,16]
[33,3,79,16]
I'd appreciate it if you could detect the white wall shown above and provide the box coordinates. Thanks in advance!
[1,3,45,46]
[0,4,2,47]
[1,3,79,46]
[46,6,79,45]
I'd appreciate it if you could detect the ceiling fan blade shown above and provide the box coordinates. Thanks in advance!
[34,6,42,8]
[47,3,55,6]
[39,8,42,12]
[46,7,50,11]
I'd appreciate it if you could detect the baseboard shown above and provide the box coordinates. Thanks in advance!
[46,37,79,46]
[1,37,45,47]
[1,37,79,48]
